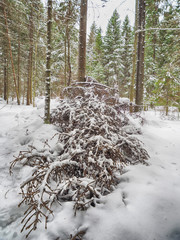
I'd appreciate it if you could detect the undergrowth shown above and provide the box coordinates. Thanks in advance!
[10,82,149,238]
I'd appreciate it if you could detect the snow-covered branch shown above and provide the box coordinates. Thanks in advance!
[10,82,149,237]
[136,27,180,33]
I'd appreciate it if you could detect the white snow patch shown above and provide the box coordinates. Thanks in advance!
[0,99,180,240]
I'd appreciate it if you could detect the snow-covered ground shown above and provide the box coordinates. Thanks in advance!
[0,99,180,240]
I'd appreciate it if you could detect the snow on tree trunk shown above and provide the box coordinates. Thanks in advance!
[44,0,52,124]
[27,1,34,106]
[130,0,138,111]
[78,0,88,82]
[135,0,146,112]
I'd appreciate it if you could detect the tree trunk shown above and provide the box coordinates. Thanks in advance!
[3,3,20,105]
[33,4,40,107]
[152,1,158,75]
[3,57,8,101]
[135,0,146,112]
[130,0,138,112]
[17,14,21,100]
[27,2,34,105]
[44,0,52,124]
[165,77,170,116]
[18,36,21,100]
[33,31,38,107]
[67,26,72,86]
[78,0,88,82]
[64,35,67,86]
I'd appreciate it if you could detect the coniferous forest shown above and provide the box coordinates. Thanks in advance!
[0,1,180,239]
[0,0,179,113]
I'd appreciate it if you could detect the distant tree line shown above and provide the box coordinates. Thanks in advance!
[0,0,179,114]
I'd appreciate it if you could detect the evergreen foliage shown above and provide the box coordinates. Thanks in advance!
[0,0,179,112]
[86,24,105,83]
[103,9,122,88]
[52,0,79,88]
[121,15,133,97]
[145,0,180,112]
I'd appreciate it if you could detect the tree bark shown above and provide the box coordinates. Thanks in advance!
[18,34,21,100]
[78,0,88,82]
[67,27,72,86]
[64,34,67,86]
[67,0,72,86]
[135,0,146,112]
[130,0,138,112]
[3,3,20,105]
[27,1,34,105]
[44,0,52,124]
[165,77,170,116]
[33,29,39,107]
[3,57,8,101]
[152,8,158,75]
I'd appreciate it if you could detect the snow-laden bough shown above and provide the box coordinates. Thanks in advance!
[10,84,149,238]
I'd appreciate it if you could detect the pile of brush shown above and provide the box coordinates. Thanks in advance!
[10,80,149,238]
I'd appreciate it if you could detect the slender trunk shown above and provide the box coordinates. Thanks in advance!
[178,85,180,120]
[130,0,138,113]
[4,57,7,101]
[152,20,157,75]
[33,34,38,107]
[66,0,72,86]
[6,59,9,103]
[152,30,157,75]
[27,2,34,105]
[44,0,52,124]
[64,33,67,86]
[78,0,88,82]
[17,14,21,100]
[153,33,156,61]
[27,57,30,105]
[135,0,146,112]
[67,26,72,86]
[152,2,158,75]
[18,38,21,100]
[23,77,26,105]
[3,4,20,105]
[165,77,170,116]
[33,14,40,107]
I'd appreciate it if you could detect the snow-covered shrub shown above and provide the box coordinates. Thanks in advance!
[10,82,149,237]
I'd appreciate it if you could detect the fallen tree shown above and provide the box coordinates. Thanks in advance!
[10,81,149,238]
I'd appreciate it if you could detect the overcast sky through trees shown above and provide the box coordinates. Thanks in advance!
[41,0,135,34]
[87,0,135,34]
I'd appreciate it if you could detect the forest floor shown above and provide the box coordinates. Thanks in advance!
[0,98,180,240]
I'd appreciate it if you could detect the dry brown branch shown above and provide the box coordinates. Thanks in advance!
[10,81,149,237]
[71,230,86,240]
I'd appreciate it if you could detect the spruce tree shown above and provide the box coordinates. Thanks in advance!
[86,24,105,83]
[121,15,133,97]
[103,9,122,89]
[144,0,180,112]
[86,22,97,77]
[93,27,105,82]
[144,0,160,104]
